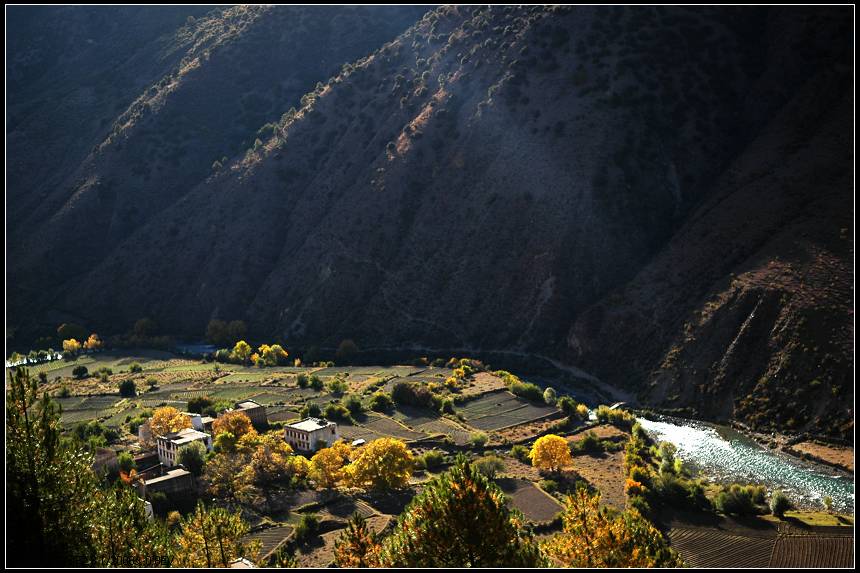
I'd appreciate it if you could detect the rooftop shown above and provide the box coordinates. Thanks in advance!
[144,468,190,485]
[160,427,210,445]
[236,400,263,410]
[287,417,336,432]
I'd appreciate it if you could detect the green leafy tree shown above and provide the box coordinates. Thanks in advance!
[90,485,173,567]
[7,367,169,567]
[7,367,98,565]
[118,451,136,474]
[119,379,137,397]
[177,441,207,476]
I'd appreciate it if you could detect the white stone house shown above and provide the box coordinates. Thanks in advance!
[284,418,339,452]
[156,428,212,467]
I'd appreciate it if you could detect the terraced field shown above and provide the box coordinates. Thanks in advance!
[668,527,777,568]
[496,477,563,523]
[769,534,854,567]
[459,390,559,431]
[361,414,427,441]
[244,525,294,560]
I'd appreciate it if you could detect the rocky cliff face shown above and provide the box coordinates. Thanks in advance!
[7,6,853,438]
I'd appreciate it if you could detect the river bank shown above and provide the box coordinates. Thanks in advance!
[635,414,854,513]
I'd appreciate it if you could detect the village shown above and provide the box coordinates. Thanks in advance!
[7,342,854,567]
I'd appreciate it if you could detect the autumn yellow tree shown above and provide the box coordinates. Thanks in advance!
[260,344,288,366]
[83,333,103,350]
[212,411,256,440]
[62,338,81,355]
[150,406,192,437]
[344,438,413,491]
[540,487,683,567]
[530,434,572,473]
[231,340,252,364]
[235,433,307,509]
[172,503,260,567]
[309,440,353,489]
[204,453,254,506]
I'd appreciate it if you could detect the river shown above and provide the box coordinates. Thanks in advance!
[636,415,854,513]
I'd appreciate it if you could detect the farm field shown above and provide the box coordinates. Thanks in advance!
[768,533,854,567]
[458,390,560,431]
[496,477,563,523]
[244,525,294,560]
[567,449,627,510]
[35,350,576,451]
[668,526,777,568]
[668,519,855,568]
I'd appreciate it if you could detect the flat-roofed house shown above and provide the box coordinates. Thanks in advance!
[284,417,339,452]
[156,428,212,467]
[184,412,216,433]
[233,400,267,429]
[136,467,194,497]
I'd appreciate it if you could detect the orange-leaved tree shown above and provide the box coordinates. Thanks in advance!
[150,406,192,437]
[212,411,255,439]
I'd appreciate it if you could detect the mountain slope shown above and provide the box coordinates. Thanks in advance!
[6,6,853,438]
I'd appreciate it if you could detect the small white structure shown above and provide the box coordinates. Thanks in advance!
[183,412,215,432]
[351,438,366,447]
[156,428,212,467]
[142,498,154,520]
[284,417,339,452]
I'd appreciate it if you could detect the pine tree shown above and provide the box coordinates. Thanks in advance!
[334,513,382,567]
[376,456,545,567]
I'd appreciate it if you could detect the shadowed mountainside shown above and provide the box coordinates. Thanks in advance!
[6,6,853,439]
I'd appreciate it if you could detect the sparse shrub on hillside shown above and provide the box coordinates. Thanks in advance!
[188,395,214,414]
[543,387,557,405]
[439,397,455,414]
[595,406,636,429]
[391,381,436,409]
[420,450,445,470]
[297,373,309,388]
[309,375,324,391]
[344,394,364,416]
[469,432,488,447]
[324,402,352,422]
[474,455,505,478]
[118,379,137,397]
[326,377,349,396]
[715,484,766,516]
[72,365,89,379]
[301,402,322,419]
[509,380,544,402]
[294,513,320,543]
[511,444,530,463]
[369,391,394,412]
[336,339,359,364]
